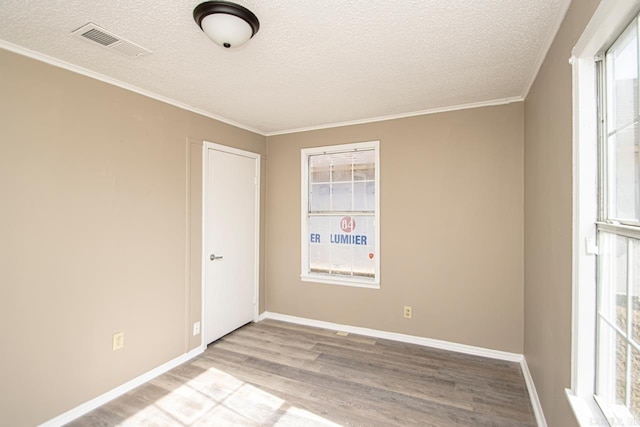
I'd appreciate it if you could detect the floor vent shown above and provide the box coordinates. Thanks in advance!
[72,23,152,57]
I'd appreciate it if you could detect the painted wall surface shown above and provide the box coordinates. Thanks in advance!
[523,1,601,426]
[0,49,266,426]
[265,103,524,353]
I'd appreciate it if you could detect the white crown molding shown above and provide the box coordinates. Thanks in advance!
[521,0,572,99]
[1,38,544,139]
[0,40,265,136]
[1,39,527,138]
[264,96,524,137]
[39,346,204,427]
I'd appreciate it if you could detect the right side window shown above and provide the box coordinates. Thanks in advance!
[595,14,640,423]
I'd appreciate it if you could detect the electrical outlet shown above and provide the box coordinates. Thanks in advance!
[193,321,201,336]
[112,332,124,351]
[403,306,412,319]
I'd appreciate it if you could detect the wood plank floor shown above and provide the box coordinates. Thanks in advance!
[66,320,536,426]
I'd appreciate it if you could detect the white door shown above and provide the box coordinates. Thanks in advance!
[204,143,259,345]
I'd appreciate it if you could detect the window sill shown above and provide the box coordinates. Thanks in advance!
[566,390,607,426]
[300,274,380,289]
[564,389,640,427]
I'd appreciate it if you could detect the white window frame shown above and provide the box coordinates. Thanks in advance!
[300,141,380,288]
[569,1,640,425]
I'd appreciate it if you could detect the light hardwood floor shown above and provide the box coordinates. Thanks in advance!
[67,319,536,426]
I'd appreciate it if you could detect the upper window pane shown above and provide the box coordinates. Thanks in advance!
[605,20,640,223]
[309,149,375,213]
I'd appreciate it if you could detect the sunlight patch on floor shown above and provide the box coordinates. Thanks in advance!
[118,366,340,426]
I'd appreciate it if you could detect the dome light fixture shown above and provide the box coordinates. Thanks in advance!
[193,1,260,49]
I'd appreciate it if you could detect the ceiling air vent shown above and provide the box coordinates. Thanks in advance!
[72,23,152,57]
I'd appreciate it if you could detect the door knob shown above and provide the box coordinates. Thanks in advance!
[210,254,223,261]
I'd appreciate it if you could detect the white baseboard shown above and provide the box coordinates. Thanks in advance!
[521,358,548,427]
[41,314,547,427]
[261,311,523,362]
[260,311,546,427]
[39,345,205,427]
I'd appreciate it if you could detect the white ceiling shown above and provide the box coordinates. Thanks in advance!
[0,0,569,135]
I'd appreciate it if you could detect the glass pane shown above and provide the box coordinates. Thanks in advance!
[331,183,352,211]
[607,123,640,222]
[309,154,330,183]
[633,238,640,345]
[599,232,628,331]
[596,322,627,406]
[606,21,638,133]
[632,346,640,423]
[616,333,628,406]
[310,183,330,211]
[331,153,353,182]
[308,149,375,213]
[307,215,375,278]
[353,181,375,211]
[308,216,331,274]
[330,245,353,276]
[606,19,640,223]
[353,150,375,181]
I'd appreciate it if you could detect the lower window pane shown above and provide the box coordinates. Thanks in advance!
[308,215,375,278]
[596,322,627,407]
[632,346,640,423]
[599,232,628,331]
[616,333,628,406]
[632,238,640,345]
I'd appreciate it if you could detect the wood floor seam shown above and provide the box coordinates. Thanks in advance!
[66,319,537,427]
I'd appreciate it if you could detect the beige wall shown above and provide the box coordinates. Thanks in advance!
[265,103,524,353]
[523,1,601,426]
[0,49,266,426]
[1,1,608,421]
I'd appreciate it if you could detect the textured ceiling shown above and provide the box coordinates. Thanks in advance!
[0,0,569,135]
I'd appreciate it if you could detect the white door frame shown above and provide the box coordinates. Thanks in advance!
[201,141,260,349]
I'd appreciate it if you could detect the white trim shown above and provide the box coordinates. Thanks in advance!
[570,52,599,399]
[261,312,550,426]
[521,0,572,99]
[566,389,608,427]
[572,1,640,58]
[300,274,380,289]
[1,40,525,137]
[201,141,261,348]
[39,346,204,427]
[300,141,380,288]
[261,312,549,426]
[568,1,640,425]
[266,97,523,136]
[0,40,264,136]
[261,312,523,362]
[521,358,548,427]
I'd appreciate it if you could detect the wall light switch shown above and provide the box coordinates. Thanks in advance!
[193,321,201,336]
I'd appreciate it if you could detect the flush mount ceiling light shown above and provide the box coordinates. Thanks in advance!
[193,1,260,49]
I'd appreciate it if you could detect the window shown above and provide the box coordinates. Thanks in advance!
[570,2,640,425]
[300,141,380,288]
[595,15,640,424]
